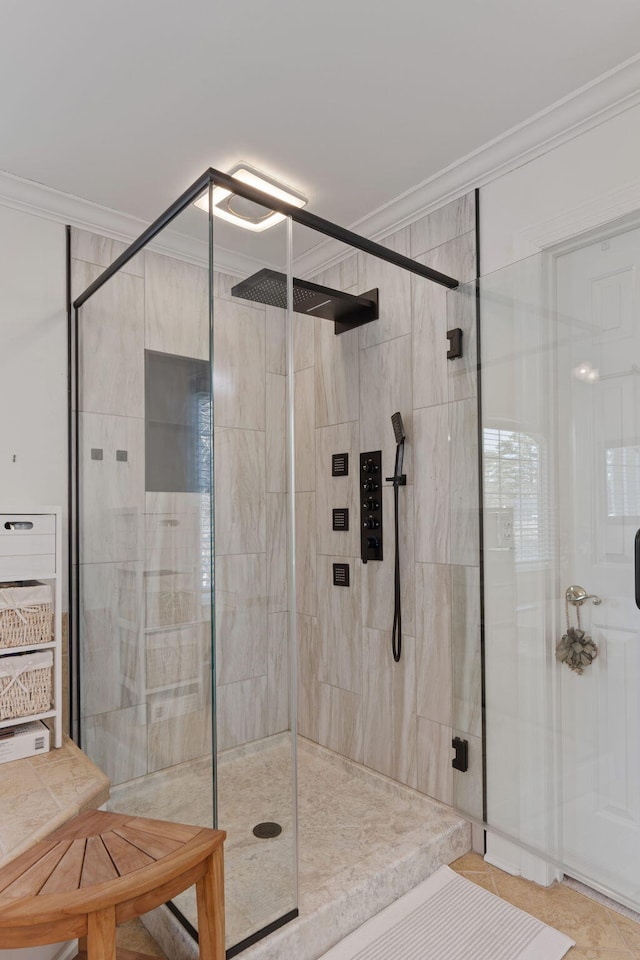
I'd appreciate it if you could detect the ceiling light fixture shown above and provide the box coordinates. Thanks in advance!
[194,162,307,231]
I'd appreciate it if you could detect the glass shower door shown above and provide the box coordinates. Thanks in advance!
[452,217,640,911]
[72,182,299,953]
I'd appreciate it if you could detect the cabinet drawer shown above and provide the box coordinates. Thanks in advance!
[0,555,56,578]
[0,535,55,558]
[0,515,55,536]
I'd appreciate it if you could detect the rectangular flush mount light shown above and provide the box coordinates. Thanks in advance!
[194,162,307,231]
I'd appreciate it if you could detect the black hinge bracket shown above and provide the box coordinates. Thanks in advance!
[447,327,463,360]
[452,736,468,772]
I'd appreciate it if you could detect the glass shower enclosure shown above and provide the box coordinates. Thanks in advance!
[70,175,298,954]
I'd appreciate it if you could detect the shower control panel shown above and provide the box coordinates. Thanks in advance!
[360,450,383,563]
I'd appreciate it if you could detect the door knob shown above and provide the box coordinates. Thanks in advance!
[565,585,601,606]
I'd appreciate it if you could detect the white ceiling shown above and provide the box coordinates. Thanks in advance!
[1,0,640,267]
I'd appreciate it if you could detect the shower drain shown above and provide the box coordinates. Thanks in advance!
[252,821,282,839]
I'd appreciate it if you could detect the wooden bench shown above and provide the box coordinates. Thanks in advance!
[0,809,225,960]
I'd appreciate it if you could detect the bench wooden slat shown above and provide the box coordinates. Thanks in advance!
[113,825,182,861]
[40,839,86,895]
[49,810,132,842]
[100,832,154,877]
[117,817,201,844]
[0,842,72,899]
[80,836,119,888]
[0,841,60,896]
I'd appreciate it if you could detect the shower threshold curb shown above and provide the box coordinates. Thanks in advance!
[142,806,470,960]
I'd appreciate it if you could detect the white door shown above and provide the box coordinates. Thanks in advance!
[555,222,640,906]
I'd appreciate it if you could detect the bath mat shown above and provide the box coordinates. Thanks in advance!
[318,865,574,960]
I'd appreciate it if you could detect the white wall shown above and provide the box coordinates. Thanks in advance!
[481,102,640,273]
[0,206,67,596]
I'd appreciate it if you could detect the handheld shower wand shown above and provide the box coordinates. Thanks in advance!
[387,412,406,662]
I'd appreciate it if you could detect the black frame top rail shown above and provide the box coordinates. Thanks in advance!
[73,167,459,309]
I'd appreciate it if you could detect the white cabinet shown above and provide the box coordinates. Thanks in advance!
[0,508,63,748]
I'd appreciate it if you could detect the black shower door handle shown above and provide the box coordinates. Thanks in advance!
[635,529,640,610]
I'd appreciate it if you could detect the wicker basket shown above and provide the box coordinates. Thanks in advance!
[146,589,197,628]
[0,581,53,649]
[0,650,53,720]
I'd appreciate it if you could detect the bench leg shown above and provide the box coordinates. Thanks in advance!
[195,846,225,960]
[86,906,117,960]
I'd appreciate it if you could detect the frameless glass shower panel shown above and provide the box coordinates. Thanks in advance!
[73,199,215,925]
[451,253,561,856]
[455,229,640,910]
[212,217,298,950]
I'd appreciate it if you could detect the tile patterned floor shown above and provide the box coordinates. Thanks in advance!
[450,853,640,960]
[120,851,640,959]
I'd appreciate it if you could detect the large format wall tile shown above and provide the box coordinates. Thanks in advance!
[80,561,143,717]
[266,373,287,494]
[265,305,286,375]
[413,404,450,564]
[453,731,483,821]
[215,553,268,684]
[294,367,315,492]
[216,677,268,751]
[412,233,476,411]
[317,682,363,763]
[358,230,412,348]
[294,313,315,371]
[297,614,319,742]
[72,228,145,277]
[75,261,144,419]
[362,484,415,636]
[213,299,265,430]
[267,493,288,614]
[213,427,265,555]
[145,251,208,360]
[317,555,362,693]
[452,564,482,739]
[295,492,317,617]
[360,334,413,481]
[410,194,475,259]
[449,398,480,566]
[363,627,417,787]
[79,412,145,564]
[417,717,453,805]
[83,704,147,785]
[315,421,360,558]
[315,316,360,427]
[268,611,289,735]
[416,562,452,725]
[447,280,477,403]
[147,703,212,772]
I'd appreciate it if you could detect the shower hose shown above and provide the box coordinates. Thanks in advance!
[391,477,402,662]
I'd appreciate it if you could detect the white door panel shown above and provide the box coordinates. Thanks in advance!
[556,223,640,904]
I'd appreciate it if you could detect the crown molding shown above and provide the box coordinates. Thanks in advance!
[294,52,640,278]
[1,52,640,281]
[0,169,256,277]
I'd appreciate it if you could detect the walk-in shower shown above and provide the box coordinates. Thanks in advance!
[68,167,467,959]
[70,166,640,957]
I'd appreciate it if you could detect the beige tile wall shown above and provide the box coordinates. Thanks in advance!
[72,230,291,778]
[296,193,483,814]
[72,200,483,815]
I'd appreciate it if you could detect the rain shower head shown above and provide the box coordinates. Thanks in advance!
[231,268,378,335]
[391,412,405,445]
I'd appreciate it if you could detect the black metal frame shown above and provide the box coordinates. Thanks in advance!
[73,167,458,311]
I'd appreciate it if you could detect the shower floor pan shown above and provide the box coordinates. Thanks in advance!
[108,736,470,960]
